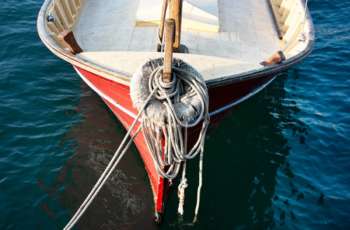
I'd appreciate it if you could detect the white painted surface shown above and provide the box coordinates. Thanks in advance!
[78,51,258,81]
[136,0,219,32]
[73,0,281,80]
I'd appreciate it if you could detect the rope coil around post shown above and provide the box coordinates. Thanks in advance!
[64,2,208,227]
[130,57,210,221]
[130,58,210,180]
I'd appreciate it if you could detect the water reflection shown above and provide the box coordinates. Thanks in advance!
[162,72,309,229]
[56,84,157,230]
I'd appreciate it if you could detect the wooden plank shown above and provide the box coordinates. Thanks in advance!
[61,0,74,26]
[69,0,78,15]
[54,1,69,29]
[266,0,284,39]
[136,0,218,33]
[52,12,65,32]
[47,21,59,35]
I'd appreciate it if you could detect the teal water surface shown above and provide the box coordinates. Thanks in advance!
[0,0,349,229]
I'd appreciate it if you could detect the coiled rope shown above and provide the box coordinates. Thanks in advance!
[131,58,209,222]
[64,59,209,229]
[136,63,210,180]
[63,88,157,230]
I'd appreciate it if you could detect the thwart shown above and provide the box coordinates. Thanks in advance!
[37,0,314,227]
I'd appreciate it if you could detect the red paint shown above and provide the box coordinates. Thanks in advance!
[75,66,274,215]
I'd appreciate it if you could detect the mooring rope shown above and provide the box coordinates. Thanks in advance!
[132,61,210,221]
[177,162,188,216]
[63,88,158,230]
[64,61,209,229]
[139,65,210,180]
[193,149,204,223]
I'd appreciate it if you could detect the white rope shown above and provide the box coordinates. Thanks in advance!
[63,88,158,230]
[178,122,188,216]
[177,162,188,216]
[193,150,204,223]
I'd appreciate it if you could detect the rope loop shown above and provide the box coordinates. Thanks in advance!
[130,58,210,180]
[64,57,209,229]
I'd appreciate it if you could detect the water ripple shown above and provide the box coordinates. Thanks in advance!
[0,0,349,229]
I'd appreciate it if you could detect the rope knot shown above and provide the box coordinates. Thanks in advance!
[149,68,179,101]
[130,58,209,221]
[177,168,188,216]
[130,58,210,180]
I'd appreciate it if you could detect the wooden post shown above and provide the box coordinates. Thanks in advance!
[260,51,286,66]
[159,0,169,43]
[170,0,182,49]
[58,30,83,54]
[163,19,175,83]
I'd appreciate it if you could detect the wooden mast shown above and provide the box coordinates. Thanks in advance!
[170,0,182,50]
[162,0,183,83]
[159,0,169,43]
[159,0,183,49]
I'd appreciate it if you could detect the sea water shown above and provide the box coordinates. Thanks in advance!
[0,0,349,229]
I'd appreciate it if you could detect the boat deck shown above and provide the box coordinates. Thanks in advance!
[74,0,281,64]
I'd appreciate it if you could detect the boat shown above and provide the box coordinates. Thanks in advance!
[37,0,314,226]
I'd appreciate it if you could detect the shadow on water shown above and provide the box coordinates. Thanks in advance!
[48,71,310,229]
[1,1,349,229]
[161,72,309,229]
[53,83,157,230]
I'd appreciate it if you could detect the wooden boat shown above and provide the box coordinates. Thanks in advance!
[37,0,314,223]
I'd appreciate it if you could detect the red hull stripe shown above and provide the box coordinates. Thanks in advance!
[209,76,276,116]
[74,67,137,119]
[74,67,275,120]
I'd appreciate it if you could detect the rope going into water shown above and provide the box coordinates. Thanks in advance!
[64,60,209,229]
[139,65,210,179]
[63,88,158,230]
[132,60,210,221]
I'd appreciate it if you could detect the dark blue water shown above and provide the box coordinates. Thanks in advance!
[0,1,349,229]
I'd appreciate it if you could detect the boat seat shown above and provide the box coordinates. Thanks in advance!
[136,0,220,33]
[77,51,259,81]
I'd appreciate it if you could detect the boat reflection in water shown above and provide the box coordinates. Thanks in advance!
[47,70,311,229]
[55,83,156,230]
[170,71,308,229]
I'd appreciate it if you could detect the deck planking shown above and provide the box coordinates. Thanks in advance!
[73,0,281,79]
